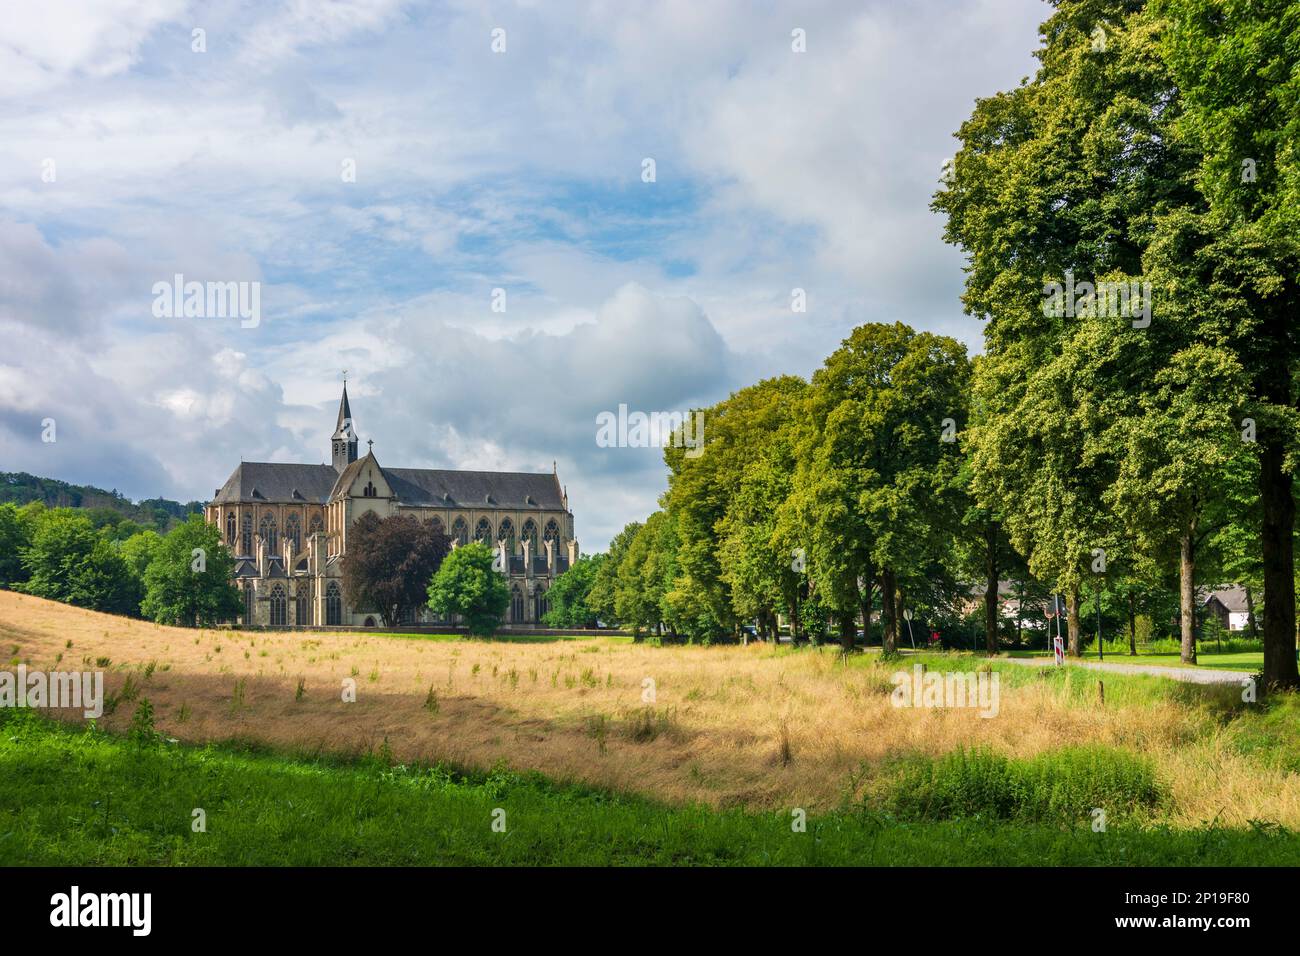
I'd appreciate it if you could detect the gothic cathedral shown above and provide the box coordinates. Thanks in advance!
[205,384,578,628]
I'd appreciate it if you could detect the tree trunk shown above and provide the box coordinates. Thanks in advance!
[1245,585,1258,640]
[860,579,874,648]
[839,611,855,651]
[1127,589,1137,656]
[1067,588,1081,657]
[1179,528,1197,665]
[881,569,897,655]
[984,522,999,655]
[1014,579,1023,648]
[1259,438,1299,688]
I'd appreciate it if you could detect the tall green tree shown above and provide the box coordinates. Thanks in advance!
[119,529,163,580]
[588,522,640,628]
[542,554,604,628]
[141,515,241,626]
[662,382,813,641]
[793,322,971,653]
[0,502,32,588]
[18,510,138,615]
[1154,0,1300,688]
[719,394,806,641]
[616,511,679,637]
[427,542,510,637]
[934,0,1210,657]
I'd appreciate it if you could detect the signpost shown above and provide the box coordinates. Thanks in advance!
[1046,594,1066,664]
[1096,586,1104,661]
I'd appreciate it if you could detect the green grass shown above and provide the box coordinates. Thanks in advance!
[880,746,1165,824]
[1,709,1297,866]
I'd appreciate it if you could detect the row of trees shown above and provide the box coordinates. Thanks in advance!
[0,501,241,625]
[567,0,1300,690]
[937,0,1298,689]
[1,501,521,636]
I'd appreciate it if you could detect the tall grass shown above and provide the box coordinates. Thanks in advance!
[2,710,1295,867]
[878,746,1165,824]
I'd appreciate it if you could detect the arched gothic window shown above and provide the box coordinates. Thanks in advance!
[269,584,287,626]
[243,585,255,625]
[225,511,236,546]
[326,581,343,626]
[498,518,515,553]
[259,513,278,552]
[533,585,550,623]
[511,584,525,623]
[285,513,302,552]
[521,518,538,545]
[362,480,377,498]
[241,514,253,555]
[309,513,324,535]
[543,518,561,545]
[295,588,309,626]
[451,517,469,546]
[428,516,444,536]
[475,517,493,543]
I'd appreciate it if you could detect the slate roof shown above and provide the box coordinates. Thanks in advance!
[214,454,565,512]
[336,384,352,430]
[385,467,564,510]
[213,462,339,504]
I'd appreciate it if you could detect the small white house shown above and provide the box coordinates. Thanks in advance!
[1203,586,1252,632]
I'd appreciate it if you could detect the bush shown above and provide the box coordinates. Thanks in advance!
[880,746,1165,824]
[1134,614,1155,644]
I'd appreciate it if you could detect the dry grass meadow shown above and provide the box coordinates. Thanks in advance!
[3,590,1299,827]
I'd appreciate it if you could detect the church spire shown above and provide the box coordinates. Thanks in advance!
[331,380,358,472]
[335,379,353,432]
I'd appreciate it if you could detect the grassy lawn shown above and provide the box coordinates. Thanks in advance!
[2,709,1297,866]
[6,592,1300,861]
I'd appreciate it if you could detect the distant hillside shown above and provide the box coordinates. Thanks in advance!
[0,472,203,530]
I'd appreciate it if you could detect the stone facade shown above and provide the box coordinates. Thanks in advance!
[204,384,578,628]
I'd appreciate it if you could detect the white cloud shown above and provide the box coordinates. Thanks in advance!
[0,0,1048,546]
[0,0,188,97]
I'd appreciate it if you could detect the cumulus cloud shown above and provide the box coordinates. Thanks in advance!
[0,0,188,98]
[0,0,1047,547]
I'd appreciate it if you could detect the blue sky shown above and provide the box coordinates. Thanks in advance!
[0,0,1046,549]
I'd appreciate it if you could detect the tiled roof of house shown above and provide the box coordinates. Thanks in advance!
[1205,585,1250,613]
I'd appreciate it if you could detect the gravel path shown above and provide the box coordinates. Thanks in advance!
[991,654,1252,686]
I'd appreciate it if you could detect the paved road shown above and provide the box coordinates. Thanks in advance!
[990,654,1251,686]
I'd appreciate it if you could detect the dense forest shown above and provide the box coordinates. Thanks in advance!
[0,472,202,532]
